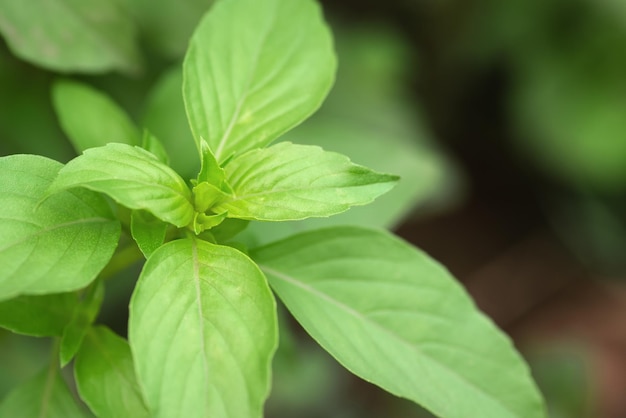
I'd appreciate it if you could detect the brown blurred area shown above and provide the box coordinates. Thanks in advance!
[320,0,626,417]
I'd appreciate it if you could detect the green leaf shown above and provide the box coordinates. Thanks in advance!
[0,155,120,301]
[252,227,547,418]
[129,238,277,418]
[0,0,141,74]
[75,326,149,418]
[141,130,170,165]
[183,0,336,162]
[197,139,226,186]
[47,143,194,228]
[0,364,88,417]
[131,210,168,258]
[142,66,199,179]
[210,218,250,243]
[214,142,398,221]
[128,0,214,59]
[59,281,104,367]
[52,80,141,154]
[192,211,228,234]
[0,293,77,337]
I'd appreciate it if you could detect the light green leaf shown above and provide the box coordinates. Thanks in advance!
[192,211,228,234]
[0,293,77,336]
[59,281,104,367]
[52,80,141,154]
[75,326,149,418]
[252,227,547,418]
[47,143,194,228]
[183,0,336,162]
[131,210,168,258]
[0,364,88,417]
[197,139,226,186]
[214,142,398,221]
[0,155,120,301]
[0,0,141,74]
[129,238,277,418]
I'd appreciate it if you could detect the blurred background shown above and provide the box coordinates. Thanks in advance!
[1,0,626,417]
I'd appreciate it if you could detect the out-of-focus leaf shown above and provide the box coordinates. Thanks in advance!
[0,365,89,417]
[128,0,214,58]
[59,281,104,367]
[0,0,141,74]
[75,326,149,418]
[142,67,199,180]
[512,49,626,191]
[52,80,141,154]
[0,293,77,337]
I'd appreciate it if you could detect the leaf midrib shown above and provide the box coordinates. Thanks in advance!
[213,0,278,160]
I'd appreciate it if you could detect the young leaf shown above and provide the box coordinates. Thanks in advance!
[46,143,194,228]
[52,80,141,154]
[129,238,277,418]
[0,293,77,337]
[251,227,547,418]
[183,0,336,162]
[0,0,141,74]
[0,155,120,301]
[75,326,149,418]
[59,281,105,367]
[214,142,398,221]
[0,364,88,417]
[131,210,168,258]
[197,139,226,186]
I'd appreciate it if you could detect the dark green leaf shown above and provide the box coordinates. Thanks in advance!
[252,227,547,418]
[46,143,194,228]
[131,210,168,258]
[183,0,336,162]
[75,326,149,418]
[0,293,77,336]
[215,142,398,221]
[0,155,120,301]
[128,0,214,58]
[129,238,277,417]
[59,281,104,367]
[0,364,88,417]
